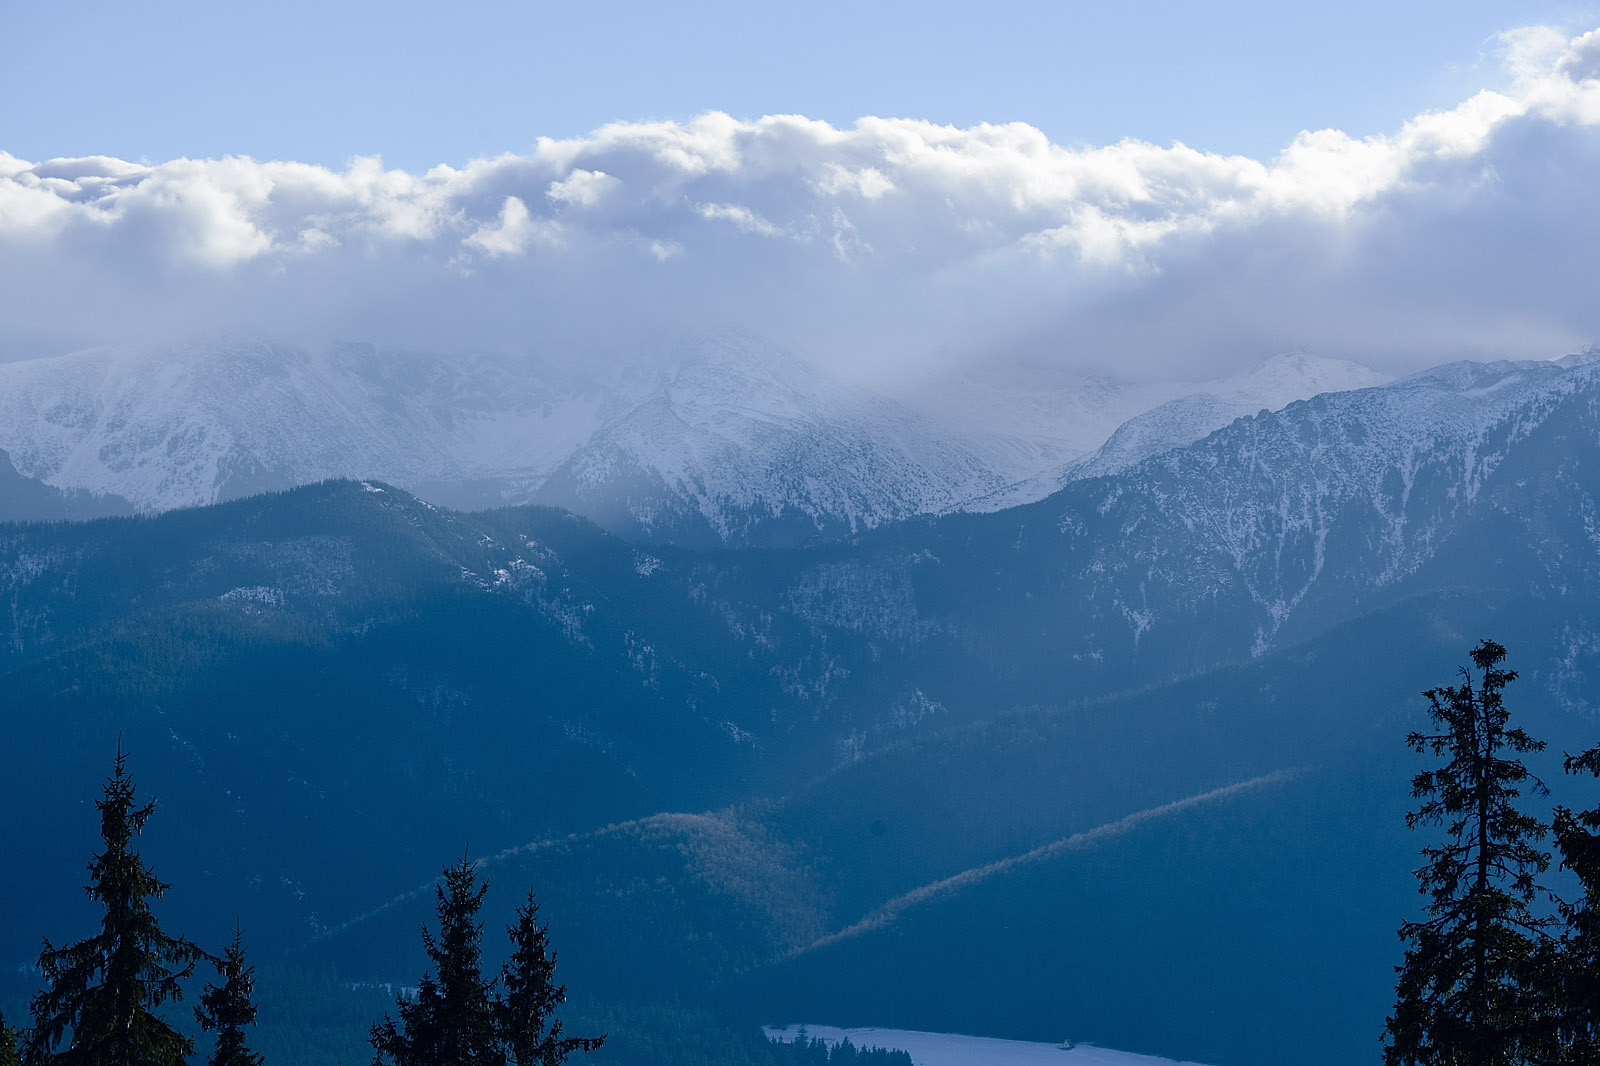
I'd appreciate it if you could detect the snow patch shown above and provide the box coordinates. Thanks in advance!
[219,585,285,607]
[763,1026,1218,1066]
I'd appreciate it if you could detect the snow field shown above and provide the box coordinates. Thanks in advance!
[763,1025,1219,1066]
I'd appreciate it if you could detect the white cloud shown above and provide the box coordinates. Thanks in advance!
[464,196,562,257]
[4,24,1600,378]
[546,168,618,207]
[1502,25,1572,86]
[696,202,784,237]
[816,163,894,199]
[646,239,681,261]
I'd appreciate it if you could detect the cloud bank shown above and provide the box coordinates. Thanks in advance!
[3,26,1600,379]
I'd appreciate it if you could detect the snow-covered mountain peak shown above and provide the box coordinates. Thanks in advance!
[1067,351,1388,477]
[654,333,848,424]
[1016,354,1600,659]
[1394,354,1586,395]
[0,339,634,512]
[953,350,1389,512]
[536,335,1010,545]
[1557,345,1600,370]
[0,331,1584,554]
[1213,350,1388,401]
[0,330,1015,544]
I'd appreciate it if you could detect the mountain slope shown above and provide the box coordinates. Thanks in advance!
[0,446,133,522]
[805,352,1600,701]
[1067,350,1389,479]
[533,336,1007,547]
[959,351,1390,510]
[308,590,1595,1066]
[0,340,640,511]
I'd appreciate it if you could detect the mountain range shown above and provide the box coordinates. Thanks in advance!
[5,348,1600,1065]
[0,335,1384,546]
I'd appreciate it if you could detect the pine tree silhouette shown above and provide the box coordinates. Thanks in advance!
[26,742,211,1066]
[0,1009,21,1066]
[371,853,501,1066]
[497,889,603,1066]
[1384,640,1553,1066]
[1544,740,1600,1060]
[195,924,264,1066]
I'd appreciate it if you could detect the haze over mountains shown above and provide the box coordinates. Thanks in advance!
[5,344,1600,1065]
[0,333,1386,545]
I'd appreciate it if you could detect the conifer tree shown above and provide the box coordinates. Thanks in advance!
[195,925,264,1066]
[1385,640,1554,1066]
[371,855,500,1066]
[496,890,604,1066]
[0,1009,21,1066]
[1546,741,1600,1060]
[27,743,211,1066]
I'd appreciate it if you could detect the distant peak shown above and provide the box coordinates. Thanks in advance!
[1226,350,1386,386]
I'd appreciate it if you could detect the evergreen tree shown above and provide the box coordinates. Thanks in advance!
[196,925,264,1066]
[371,855,500,1066]
[27,743,211,1066]
[0,1009,21,1066]
[496,890,603,1066]
[1546,741,1600,1060]
[370,971,444,1066]
[1385,640,1554,1066]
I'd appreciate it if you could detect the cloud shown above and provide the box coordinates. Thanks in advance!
[695,202,784,237]
[545,168,618,207]
[464,196,563,257]
[3,25,1600,380]
[815,163,894,200]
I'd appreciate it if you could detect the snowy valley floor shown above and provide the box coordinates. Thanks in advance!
[763,1025,1218,1066]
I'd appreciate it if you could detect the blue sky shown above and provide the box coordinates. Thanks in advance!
[4,3,1600,379]
[4,0,1593,169]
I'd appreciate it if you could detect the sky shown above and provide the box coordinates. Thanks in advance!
[4,2,1600,381]
[3,1,1590,170]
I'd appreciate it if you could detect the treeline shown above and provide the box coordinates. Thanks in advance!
[566,1003,912,1066]
[0,744,907,1066]
[1385,639,1600,1064]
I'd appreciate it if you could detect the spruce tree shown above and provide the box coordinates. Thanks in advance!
[1547,741,1600,1059]
[371,855,500,1066]
[496,890,603,1066]
[370,970,445,1066]
[1384,640,1554,1066]
[195,925,263,1066]
[27,744,211,1066]
[0,1009,21,1066]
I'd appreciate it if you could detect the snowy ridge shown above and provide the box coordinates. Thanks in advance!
[1070,351,1389,479]
[0,333,1014,542]
[1063,353,1600,654]
[537,335,1008,543]
[0,334,1496,551]
[959,352,1389,512]
[887,362,1184,486]
[0,339,645,511]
